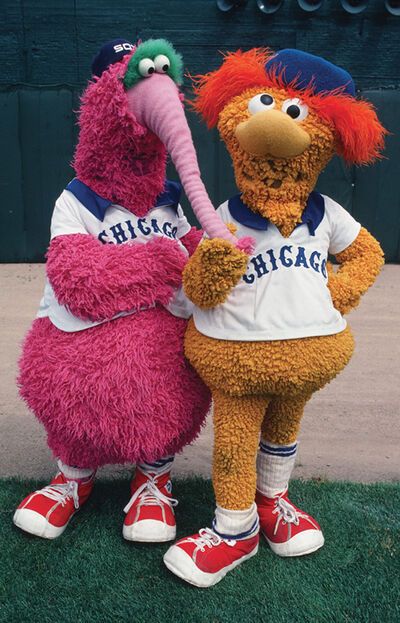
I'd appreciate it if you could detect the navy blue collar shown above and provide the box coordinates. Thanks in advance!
[228,191,325,236]
[65,178,181,221]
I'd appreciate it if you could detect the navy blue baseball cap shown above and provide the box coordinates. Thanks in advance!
[264,49,355,98]
[91,39,136,77]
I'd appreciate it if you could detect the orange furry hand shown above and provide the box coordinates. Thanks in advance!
[327,227,384,315]
[326,262,359,315]
[183,237,249,309]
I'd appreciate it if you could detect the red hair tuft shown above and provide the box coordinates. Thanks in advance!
[191,48,274,128]
[309,93,387,165]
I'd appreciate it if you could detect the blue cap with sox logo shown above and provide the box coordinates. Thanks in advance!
[91,39,135,77]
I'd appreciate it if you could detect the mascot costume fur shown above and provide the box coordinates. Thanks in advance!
[163,48,386,587]
[13,38,242,542]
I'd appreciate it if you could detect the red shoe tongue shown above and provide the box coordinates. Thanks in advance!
[256,490,287,508]
[155,472,171,489]
[132,469,171,494]
[52,473,68,486]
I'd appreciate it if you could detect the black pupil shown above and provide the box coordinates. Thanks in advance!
[260,94,273,106]
[286,104,300,119]
[148,66,155,74]
[162,64,169,72]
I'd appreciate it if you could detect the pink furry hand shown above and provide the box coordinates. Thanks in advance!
[46,234,188,322]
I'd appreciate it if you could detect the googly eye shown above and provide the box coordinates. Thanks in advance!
[248,93,275,114]
[154,54,170,74]
[281,98,309,122]
[138,58,156,77]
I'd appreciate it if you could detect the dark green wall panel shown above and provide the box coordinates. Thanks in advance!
[3,0,400,88]
[0,88,79,261]
[1,0,400,261]
[352,91,400,262]
[0,92,26,258]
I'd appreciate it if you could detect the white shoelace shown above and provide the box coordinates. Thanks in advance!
[38,479,80,510]
[272,496,317,535]
[123,473,178,514]
[183,528,236,551]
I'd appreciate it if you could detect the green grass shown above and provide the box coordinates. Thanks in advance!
[1,477,399,623]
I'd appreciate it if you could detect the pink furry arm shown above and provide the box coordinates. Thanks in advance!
[180,226,203,257]
[46,234,187,322]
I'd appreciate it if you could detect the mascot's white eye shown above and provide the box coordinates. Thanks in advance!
[138,58,156,77]
[248,93,275,114]
[154,54,170,73]
[281,98,309,122]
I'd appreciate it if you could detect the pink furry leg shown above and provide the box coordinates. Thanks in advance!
[18,310,211,469]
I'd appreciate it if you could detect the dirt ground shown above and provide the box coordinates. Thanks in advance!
[0,263,399,483]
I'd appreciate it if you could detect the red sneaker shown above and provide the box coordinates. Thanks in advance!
[163,528,259,587]
[256,489,324,557]
[13,472,94,539]
[123,468,177,542]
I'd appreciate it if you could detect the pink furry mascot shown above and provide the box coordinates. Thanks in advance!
[13,38,215,543]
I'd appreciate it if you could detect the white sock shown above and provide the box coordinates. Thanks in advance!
[256,438,298,497]
[137,455,174,478]
[212,503,259,540]
[57,459,95,482]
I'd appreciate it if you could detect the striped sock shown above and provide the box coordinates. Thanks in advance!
[212,503,259,541]
[137,455,174,478]
[256,438,298,497]
[57,460,95,483]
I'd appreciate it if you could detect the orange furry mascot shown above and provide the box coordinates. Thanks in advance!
[163,48,386,587]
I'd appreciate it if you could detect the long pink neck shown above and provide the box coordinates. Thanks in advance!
[127,74,243,246]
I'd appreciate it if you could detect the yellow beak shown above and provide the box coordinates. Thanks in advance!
[235,109,311,158]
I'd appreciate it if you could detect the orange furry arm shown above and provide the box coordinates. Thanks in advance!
[183,238,248,309]
[327,227,384,315]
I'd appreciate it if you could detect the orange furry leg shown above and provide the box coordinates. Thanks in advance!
[261,393,313,445]
[212,390,270,510]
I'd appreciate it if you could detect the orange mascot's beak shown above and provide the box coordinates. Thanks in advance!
[235,109,311,158]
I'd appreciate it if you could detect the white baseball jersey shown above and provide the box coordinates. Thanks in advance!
[37,179,194,332]
[193,192,361,342]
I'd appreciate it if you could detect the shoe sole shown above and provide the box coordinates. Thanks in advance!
[13,508,74,539]
[263,529,325,557]
[123,519,176,543]
[163,542,259,588]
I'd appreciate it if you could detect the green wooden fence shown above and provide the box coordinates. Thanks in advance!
[1,0,400,261]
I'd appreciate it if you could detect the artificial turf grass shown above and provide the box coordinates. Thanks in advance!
[0,477,399,623]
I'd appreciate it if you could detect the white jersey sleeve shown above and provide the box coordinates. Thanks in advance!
[324,195,361,255]
[164,204,195,320]
[50,190,88,240]
[174,204,192,240]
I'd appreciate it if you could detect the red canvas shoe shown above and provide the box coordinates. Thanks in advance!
[13,472,94,539]
[163,528,259,588]
[123,468,177,542]
[256,489,324,557]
